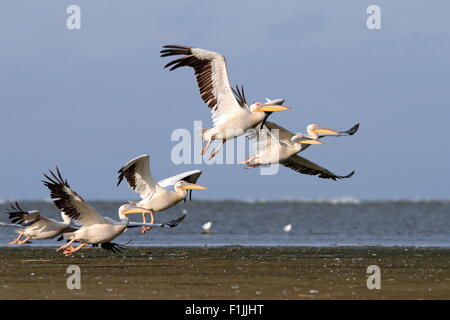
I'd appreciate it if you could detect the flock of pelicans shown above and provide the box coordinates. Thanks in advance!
[5,45,359,256]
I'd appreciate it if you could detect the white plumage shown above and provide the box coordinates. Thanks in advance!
[6,202,74,245]
[202,221,212,232]
[161,45,290,159]
[117,154,206,233]
[42,168,185,256]
[243,122,356,180]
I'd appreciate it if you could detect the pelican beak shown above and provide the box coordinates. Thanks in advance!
[255,105,291,112]
[312,127,340,135]
[296,138,324,145]
[180,183,208,190]
[256,98,290,112]
[123,206,149,215]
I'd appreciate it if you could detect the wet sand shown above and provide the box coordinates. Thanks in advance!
[0,246,448,299]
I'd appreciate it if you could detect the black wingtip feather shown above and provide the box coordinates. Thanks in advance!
[116,163,136,189]
[160,45,218,109]
[166,214,186,228]
[6,201,40,226]
[117,170,124,187]
[42,167,85,222]
[341,170,355,179]
[100,241,130,253]
[231,84,248,108]
[346,123,360,136]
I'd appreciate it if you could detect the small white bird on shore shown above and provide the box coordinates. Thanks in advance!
[202,221,212,234]
[283,224,292,232]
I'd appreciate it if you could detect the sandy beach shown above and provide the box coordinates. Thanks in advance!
[0,246,448,299]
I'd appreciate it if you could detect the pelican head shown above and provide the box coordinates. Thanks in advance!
[250,98,290,127]
[118,204,150,219]
[307,124,340,139]
[291,133,324,145]
[250,99,290,113]
[175,180,208,191]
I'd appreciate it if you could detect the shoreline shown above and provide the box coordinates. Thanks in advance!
[1,246,449,299]
[1,243,449,248]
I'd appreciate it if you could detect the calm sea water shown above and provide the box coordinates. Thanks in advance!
[0,199,449,247]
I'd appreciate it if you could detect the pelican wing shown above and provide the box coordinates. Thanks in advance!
[117,154,159,199]
[56,227,78,241]
[158,170,202,188]
[264,122,295,144]
[258,125,283,154]
[6,202,43,226]
[42,168,106,226]
[247,123,284,157]
[161,45,243,126]
[62,226,78,233]
[6,202,67,234]
[281,155,355,180]
[100,242,128,253]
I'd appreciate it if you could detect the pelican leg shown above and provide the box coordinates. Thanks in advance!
[240,156,255,164]
[63,245,76,254]
[63,242,87,256]
[208,139,226,160]
[140,212,147,234]
[145,211,155,233]
[63,245,77,255]
[141,210,155,234]
[8,233,24,245]
[17,236,31,245]
[244,164,261,169]
[57,239,76,252]
[201,136,215,156]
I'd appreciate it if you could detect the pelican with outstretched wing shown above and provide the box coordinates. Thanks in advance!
[117,154,207,233]
[5,202,75,245]
[243,122,357,180]
[160,45,290,159]
[42,168,184,256]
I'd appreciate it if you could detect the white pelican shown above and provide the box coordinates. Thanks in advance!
[42,168,184,256]
[243,122,356,180]
[160,45,290,159]
[6,202,76,245]
[117,154,207,233]
[283,224,292,232]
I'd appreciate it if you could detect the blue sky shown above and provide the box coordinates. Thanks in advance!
[0,1,449,200]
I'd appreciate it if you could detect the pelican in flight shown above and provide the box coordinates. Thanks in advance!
[117,154,207,233]
[243,122,357,180]
[160,45,290,159]
[42,168,183,256]
[6,202,76,245]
